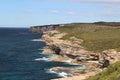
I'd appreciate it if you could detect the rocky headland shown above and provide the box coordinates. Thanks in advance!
[29,24,64,33]
[39,30,120,80]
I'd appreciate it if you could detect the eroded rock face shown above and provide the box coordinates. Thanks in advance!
[50,45,61,55]
[100,60,110,68]
[29,25,60,33]
[41,31,120,70]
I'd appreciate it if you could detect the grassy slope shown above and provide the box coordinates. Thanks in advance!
[86,61,120,80]
[58,23,120,52]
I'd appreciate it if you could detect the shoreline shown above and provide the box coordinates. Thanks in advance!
[40,30,120,80]
[52,71,99,80]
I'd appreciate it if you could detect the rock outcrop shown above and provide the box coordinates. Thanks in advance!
[41,31,120,67]
[39,30,120,80]
[29,24,63,33]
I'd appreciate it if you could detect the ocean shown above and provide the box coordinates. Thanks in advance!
[0,28,82,80]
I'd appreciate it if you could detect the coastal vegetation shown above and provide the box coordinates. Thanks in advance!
[58,23,120,52]
[86,61,120,80]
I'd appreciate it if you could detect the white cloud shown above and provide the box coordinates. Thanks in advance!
[49,0,120,3]
[85,0,120,3]
[51,10,60,14]
[100,4,120,16]
[67,11,76,15]
[78,0,120,2]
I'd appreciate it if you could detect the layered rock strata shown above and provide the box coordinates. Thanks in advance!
[40,30,120,80]
[29,24,63,33]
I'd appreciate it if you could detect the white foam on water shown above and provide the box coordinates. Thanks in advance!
[47,54,58,58]
[38,48,44,51]
[35,57,50,61]
[58,72,68,77]
[31,39,41,42]
[46,68,73,78]
[68,65,86,69]
[46,68,56,74]
[34,54,58,62]
[38,52,44,54]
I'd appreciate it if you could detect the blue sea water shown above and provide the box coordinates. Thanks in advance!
[0,28,82,80]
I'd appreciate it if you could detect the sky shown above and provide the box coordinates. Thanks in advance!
[0,0,120,27]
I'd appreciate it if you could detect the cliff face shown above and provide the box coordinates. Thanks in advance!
[42,31,120,66]
[38,30,120,80]
[29,24,61,33]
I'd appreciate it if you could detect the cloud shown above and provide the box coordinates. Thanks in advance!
[48,0,120,3]
[51,10,60,14]
[67,11,76,15]
[77,0,120,3]
[101,4,120,17]
[86,0,120,4]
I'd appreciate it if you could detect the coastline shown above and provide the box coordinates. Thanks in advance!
[40,30,120,80]
[52,71,99,80]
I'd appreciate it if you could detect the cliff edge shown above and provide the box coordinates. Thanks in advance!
[29,24,64,33]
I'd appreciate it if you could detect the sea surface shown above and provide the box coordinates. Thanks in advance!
[0,28,82,80]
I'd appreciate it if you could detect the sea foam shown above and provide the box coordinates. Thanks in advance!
[31,39,41,42]
[46,68,72,78]
[58,72,68,77]
[34,54,57,62]
[35,57,50,61]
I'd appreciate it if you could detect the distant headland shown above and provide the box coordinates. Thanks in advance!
[29,22,120,33]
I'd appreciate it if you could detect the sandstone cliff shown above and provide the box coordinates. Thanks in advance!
[29,24,63,33]
[42,31,120,67]
[38,30,120,80]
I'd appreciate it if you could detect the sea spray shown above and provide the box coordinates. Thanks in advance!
[31,39,41,42]
[35,57,49,61]
[35,54,58,62]
[46,68,73,78]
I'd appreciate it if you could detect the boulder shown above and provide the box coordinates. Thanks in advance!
[50,45,61,55]
[100,59,110,68]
